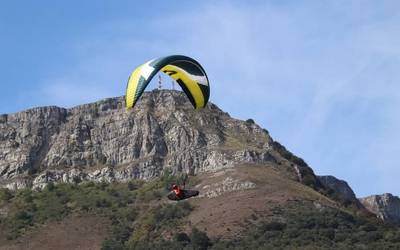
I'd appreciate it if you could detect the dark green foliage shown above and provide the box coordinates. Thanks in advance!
[102,239,125,250]
[212,202,400,249]
[127,181,139,191]
[0,188,13,203]
[46,182,55,191]
[259,221,286,231]
[154,202,192,224]
[271,140,362,209]
[245,119,255,124]
[0,175,199,249]
[2,178,400,249]
[190,227,212,250]
[125,227,211,250]
[126,201,193,248]
[272,141,308,168]
[174,232,190,243]
[0,180,146,240]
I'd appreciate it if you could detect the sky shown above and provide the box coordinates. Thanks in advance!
[1,0,399,197]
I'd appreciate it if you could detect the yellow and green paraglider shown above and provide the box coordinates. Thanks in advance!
[125,55,210,110]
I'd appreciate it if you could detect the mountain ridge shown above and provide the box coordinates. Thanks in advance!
[0,90,312,189]
[0,89,399,227]
[1,90,400,249]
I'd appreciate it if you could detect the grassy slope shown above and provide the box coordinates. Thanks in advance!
[0,214,109,250]
[0,174,192,249]
[0,166,399,250]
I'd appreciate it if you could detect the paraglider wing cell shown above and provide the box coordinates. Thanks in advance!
[125,55,210,109]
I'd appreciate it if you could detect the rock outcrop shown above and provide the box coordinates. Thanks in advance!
[359,193,400,225]
[0,90,316,189]
[317,175,359,204]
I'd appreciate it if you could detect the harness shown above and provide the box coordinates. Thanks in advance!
[173,187,183,197]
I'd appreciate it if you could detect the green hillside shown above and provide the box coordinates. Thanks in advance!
[1,174,399,250]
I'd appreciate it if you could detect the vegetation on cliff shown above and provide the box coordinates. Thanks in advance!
[1,175,400,250]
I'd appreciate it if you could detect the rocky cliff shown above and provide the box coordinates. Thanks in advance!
[359,193,400,225]
[317,175,360,205]
[316,175,400,224]
[0,90,315,190]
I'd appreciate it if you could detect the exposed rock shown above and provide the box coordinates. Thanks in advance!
[317,175,359,203]
[200,177,256,198]
[4,178,31,190]
[359,193,400,225]
[0,90,316,189]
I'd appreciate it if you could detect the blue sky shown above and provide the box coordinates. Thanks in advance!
[1,1,399,197]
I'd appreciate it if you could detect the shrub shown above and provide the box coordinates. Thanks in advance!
[259,221,286,231]
[190,227,212,250]
[0,188,13,202]
[101,239,125,250]
[46,182,55,192]
[174,232,190,243]
[246,118,255,124]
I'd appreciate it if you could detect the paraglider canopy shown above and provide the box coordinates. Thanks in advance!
[125,55,210,110]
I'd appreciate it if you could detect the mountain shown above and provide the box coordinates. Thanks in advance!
[317,175,362,206]
[360,193,400,225]
[317,176,400,225]
[1,90,400,249]
[0,90,316,190]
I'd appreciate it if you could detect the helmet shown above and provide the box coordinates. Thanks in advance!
[172,184,178,190]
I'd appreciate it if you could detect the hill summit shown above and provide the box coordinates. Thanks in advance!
[0,90,316,190]
[1,90,400,249]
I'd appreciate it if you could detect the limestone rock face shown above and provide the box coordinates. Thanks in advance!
[200,177,256,198]
[0,90,315,189]
[317,175,358,203]
[359,193,400,225]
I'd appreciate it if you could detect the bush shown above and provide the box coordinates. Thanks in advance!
[153,202,192,225]
[46,182,55,192]
[101,239,125,250]
[0,188,13,202]
[0,181,139,239]
[246,118,255,124]
[127,181,138,191]
[190,227,212,250]
[96,198,112,208]
[174,232,190,243]
[259,221,286,231]
[4,178,400,250]
[213,202,400,249]
[111,222,131,242]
